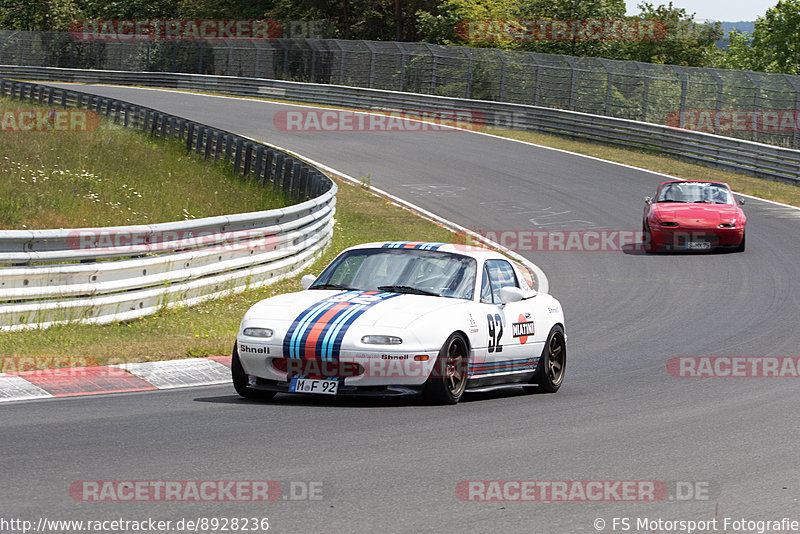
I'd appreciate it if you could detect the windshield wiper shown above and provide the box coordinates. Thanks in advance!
[657,199,688,203]
[377,285,440,297]
[310,283,352,290]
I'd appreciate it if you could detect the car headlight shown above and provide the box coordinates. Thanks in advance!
[660,222,678,227]
[243,327,274,338]
[718,222,735,228]
[361,335,403,345]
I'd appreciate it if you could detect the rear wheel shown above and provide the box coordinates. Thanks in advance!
[524,325,566,394]
[422,333,469,405]
[232,343,276,401]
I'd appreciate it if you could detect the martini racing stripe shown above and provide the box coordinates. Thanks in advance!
[469,358,539,377]
[283,291,399,360]
[381,241,445,250]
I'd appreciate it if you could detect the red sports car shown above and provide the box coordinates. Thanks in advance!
[643,180,746,252]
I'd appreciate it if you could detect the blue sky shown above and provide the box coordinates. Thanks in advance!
[624,0,777,21]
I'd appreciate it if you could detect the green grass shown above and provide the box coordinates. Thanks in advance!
[0,178,457,368]
[0,95,291,229]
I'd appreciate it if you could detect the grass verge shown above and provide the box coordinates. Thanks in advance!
[0,95,290,229]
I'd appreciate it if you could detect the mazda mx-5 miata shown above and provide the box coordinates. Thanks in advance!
[643,180,746,252]
[232,241,566,405]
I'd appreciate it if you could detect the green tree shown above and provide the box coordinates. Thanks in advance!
[751,0,800,74]
[624,2,722,67]
[0,0,83,31]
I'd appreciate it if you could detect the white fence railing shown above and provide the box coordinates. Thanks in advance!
[1,65,799,183]
[0,78,337,331]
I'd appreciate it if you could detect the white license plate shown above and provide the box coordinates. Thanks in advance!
[289,378,338,395]
[686,241,711,250]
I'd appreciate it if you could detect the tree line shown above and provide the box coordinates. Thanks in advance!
[1,0,798,75]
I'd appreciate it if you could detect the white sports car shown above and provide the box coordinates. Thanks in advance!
[232,241,566,404]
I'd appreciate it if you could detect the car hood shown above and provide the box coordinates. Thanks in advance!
[243,289,467,330]
[651,203,739,222]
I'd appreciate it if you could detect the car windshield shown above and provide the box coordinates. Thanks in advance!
[656,182,733,204]
[310,248,477,300]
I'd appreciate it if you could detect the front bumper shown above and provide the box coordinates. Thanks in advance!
[649,226,744,249]
[247,376,423,397]
[237,339,439,388]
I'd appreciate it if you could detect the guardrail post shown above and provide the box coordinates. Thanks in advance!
[233,138,244,174]
[195,126,205,153]
[46,87,54,105]
[265,150,275,185]
[254,146,265,180]
[61,89,67,108]
[243,143,254,176]
[273,154,285,191]
[214,131,225,160]
[204,129,214,159]
[186,123,195,151]
[299,166,309,198]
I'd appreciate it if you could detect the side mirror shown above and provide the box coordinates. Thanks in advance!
[644,196,652,204]
[498,286,524,304]
[301,274,317,289]
[738,198,745,206]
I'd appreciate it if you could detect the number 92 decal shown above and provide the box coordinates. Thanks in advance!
[487,313,503,353]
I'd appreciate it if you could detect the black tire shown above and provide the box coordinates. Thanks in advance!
[643,220,657,253]
[422,333,469,405]
[735,231,746,252]
[232,343,276,401]
[524,325,566,394]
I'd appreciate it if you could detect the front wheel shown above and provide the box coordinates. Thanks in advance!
[524,325,566,394]
[232,343,276,401]
[422,333,469,405]
[735,231,746,252]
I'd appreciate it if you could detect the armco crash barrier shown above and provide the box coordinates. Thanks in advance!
[0,79,336,331]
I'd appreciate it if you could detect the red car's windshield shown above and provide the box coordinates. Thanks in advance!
[656,182,733,204]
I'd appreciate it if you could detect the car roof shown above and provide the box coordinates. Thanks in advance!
[345,241,508,261]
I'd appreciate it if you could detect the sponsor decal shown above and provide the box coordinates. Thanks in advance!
[381,241,446,250]
[512,315,535,343]
[238,344,268,355]
[282,291,399,361]
[469,358,538,377]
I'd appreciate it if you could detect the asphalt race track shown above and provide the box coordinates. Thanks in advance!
[3,84,800,533]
